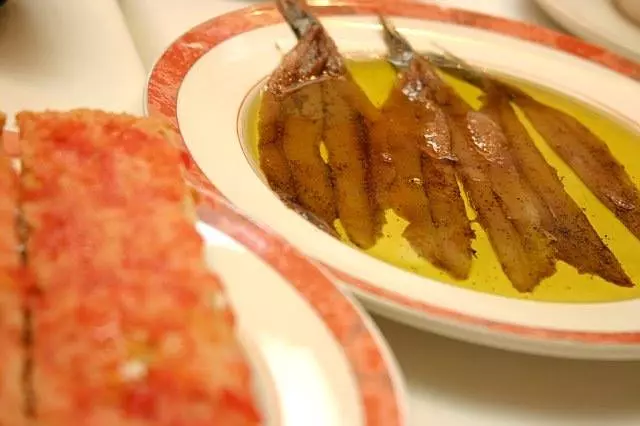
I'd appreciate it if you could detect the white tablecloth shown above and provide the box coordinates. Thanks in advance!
[0,0,145,128]
[1,1,639,425]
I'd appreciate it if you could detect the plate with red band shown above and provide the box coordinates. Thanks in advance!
[191,184,406,426]
[0,124,405,426]
[146,0,640,359]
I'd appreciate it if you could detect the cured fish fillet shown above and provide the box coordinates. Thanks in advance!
[425,51,640,245]
[322,78,381,248]
[369,52,473,279]
[257,89,296,201]
[259,30,335,226]
[381,19,555,290]
[0,113,28,426]
[18,110,260,426]
[258,0,382,248]
[481,88,632,286]
[513,93,640,242]
[450,106,556,292]
[464,108,556,276]
[280,83,335,226]
[420,154,474,280]
[423,52,632,286]
[369,83,439,262]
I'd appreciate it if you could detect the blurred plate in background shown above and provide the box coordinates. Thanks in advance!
[535,0,640,62]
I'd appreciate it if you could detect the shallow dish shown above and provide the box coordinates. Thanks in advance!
[146,1,640,359]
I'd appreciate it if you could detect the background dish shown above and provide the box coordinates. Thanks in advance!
[615,0,640,26]
[535,0,640,62]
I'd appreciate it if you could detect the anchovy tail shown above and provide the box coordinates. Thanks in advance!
[276,0,321,39]
[422,50,487,88]
[379,16,415,70]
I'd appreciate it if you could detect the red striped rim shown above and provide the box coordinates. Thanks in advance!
[192,178,405,426]
[145,0,640,352]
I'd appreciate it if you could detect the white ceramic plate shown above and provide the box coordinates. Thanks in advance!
[146,1,640,359]
[192,188,406,426]
[535,0,640,62]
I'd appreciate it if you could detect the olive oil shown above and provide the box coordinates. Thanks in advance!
[243,58,640,303]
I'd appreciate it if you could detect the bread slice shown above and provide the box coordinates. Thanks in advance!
[0,112,28,426]
[18,110,260,426]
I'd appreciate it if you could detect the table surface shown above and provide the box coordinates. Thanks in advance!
[1,1,640,425]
